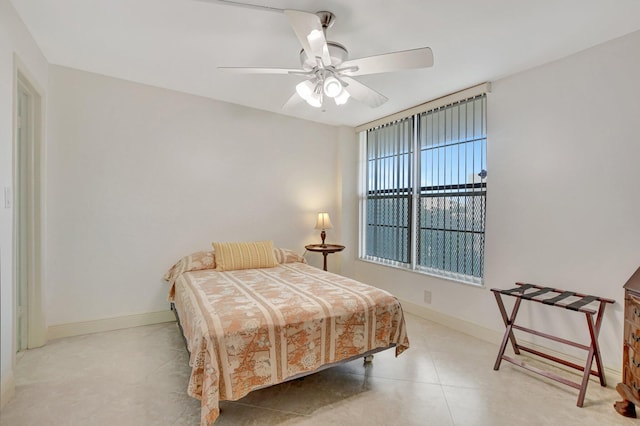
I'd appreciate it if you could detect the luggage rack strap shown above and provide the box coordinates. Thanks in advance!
[542,291,575,306]
[492,283,614,314]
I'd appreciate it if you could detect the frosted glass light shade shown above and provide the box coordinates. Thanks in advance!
[334,89,350,105]
[306,91,322,108]
[296,80,314,99]
[323,76,342,98]
[296,80,322,108]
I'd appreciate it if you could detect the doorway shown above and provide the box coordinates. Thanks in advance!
[14,70,45,352]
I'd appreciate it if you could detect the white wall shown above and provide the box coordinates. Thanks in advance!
[345,30,640,370]
[0,0,48,407]
[46,65,340,326]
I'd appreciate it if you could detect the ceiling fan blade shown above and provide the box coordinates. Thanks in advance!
[341,47,433,76]
[341,76,388,108]
[219,67,305,75]
[195,0,284,14]
[284,10,332,66]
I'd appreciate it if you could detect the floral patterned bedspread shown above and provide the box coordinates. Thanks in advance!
[169,262,409,425]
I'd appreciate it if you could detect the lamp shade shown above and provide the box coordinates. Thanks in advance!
[314,212,333,230]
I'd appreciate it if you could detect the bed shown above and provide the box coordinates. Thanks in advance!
[164,242,409,426]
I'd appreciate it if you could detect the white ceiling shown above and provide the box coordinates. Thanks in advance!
[10,0,640,127]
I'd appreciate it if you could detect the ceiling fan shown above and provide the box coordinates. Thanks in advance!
[215,5,434,109]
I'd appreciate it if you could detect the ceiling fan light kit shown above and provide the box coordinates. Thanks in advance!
[296,79,323,107]
[334,87,350,105]
[218,6,434,109]
[323,76,342,97]
[295,79,314,99]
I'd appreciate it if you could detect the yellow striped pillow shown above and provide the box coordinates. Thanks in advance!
[212,241,278,271]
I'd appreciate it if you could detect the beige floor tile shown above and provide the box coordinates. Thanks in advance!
[442,382,634,426]
[278,380,453,426]
[0,313,631,426]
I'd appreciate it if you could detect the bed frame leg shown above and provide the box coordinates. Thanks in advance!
[364,355,374,363]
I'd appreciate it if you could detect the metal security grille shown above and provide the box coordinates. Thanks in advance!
[365,117,413,265]
[417,95,487,282]
[361,93,487,284]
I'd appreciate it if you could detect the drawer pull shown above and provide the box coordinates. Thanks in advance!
[632,332,640,343]
[633,381,640,393]
[635,308,640,318]
[633,359,640,368]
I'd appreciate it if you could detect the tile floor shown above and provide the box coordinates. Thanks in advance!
[0,313,635,426]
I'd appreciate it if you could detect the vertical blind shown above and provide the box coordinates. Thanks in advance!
[365,117,413,265]
[362,93,487,284]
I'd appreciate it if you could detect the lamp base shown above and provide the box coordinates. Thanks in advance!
[320,230,326,247]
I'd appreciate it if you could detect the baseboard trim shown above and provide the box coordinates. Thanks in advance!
[0,368,15,410]
[47,310,176,340]
[399,298,621,387]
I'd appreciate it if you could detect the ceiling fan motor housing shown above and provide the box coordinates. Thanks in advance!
[299,41,348,70]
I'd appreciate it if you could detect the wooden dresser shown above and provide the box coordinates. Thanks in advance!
[615,266,640,417]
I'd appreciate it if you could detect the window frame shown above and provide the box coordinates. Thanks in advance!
[358,87,488,286]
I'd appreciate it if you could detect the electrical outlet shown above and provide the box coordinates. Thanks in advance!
[424,290,432,304]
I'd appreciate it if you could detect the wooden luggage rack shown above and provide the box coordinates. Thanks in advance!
[491,283,615,407]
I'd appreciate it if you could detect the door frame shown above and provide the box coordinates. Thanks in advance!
[13,56,46,355]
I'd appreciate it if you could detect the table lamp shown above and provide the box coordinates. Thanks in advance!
[314,212,333,246]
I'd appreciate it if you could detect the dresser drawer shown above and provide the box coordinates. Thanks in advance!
[626,346,640,378]
[625,293,640,323]
[625,320,640,352]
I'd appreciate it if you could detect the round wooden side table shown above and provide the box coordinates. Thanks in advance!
[305,243,345,271]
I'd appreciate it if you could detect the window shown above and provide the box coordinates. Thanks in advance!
[360,93,487,285]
